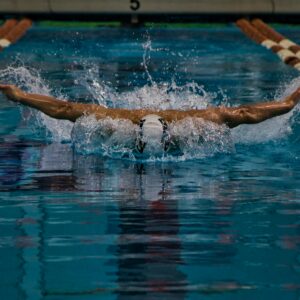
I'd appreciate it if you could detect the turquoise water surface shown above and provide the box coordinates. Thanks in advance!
[0,25,299,299]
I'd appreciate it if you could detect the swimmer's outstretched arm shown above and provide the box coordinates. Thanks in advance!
[0,84,157,123]
[0,84,106,122]
[1,84,299,127]
[212,87,300,128]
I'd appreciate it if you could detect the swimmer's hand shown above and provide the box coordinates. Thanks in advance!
[0,84,24,102]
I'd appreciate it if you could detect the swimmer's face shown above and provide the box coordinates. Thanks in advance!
[136,114,170,155]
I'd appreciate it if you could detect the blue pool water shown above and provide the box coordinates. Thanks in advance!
[0,25,299,299]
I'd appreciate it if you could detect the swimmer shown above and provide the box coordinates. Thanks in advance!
[0,84,299,153]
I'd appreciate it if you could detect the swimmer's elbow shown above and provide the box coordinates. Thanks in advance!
[51,102,78,122]
[223,100,295,128]
[237,106,266,125]
[238,107,255,121]
[223,106,260,128]
[232,106,280,126]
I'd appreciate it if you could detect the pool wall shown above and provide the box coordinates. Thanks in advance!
[1,0,300,22]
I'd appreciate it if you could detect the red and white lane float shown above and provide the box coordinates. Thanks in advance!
[0,19,17,39]
[0,18,32,51]
[236,18,300,71]
[251,18,300,59]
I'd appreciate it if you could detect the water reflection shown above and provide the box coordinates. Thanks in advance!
[0,141,26,190]
[116,164,186,299]
[0,140,299,299]
[17,144,244,297]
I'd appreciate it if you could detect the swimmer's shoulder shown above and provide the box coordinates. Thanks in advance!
[93,106,147,124]
[159,107,221,124]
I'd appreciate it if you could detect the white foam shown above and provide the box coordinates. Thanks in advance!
[71,115,138,158]
[232,77,300,145]
[72,62,212,111]
[170,117,234,158]
[0,64,299,161]
[0,66,73,142]
[70,115,234,161]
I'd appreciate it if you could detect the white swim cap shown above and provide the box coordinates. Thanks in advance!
[136,114,170,154]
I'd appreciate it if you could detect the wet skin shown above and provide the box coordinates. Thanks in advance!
[0,84,300,128]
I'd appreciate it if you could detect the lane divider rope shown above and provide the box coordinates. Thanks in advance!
[251,18,300,59]
[236,18,300,71]
[0,18,32,51]
[0,19,18,39]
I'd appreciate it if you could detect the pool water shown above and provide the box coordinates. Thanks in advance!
[0,24,299,299]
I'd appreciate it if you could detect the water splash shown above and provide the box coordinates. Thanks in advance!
[232,77,300,145]
[71,115,137,159]
[169,118,234,158]
[71,115,234,161]
[73,62,116,107]
[73,62,212,111]
[0,64,299,161]
[142,34,155,85]
[0,65,73,142]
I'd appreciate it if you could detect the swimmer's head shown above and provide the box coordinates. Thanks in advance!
[135,114,171,155]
